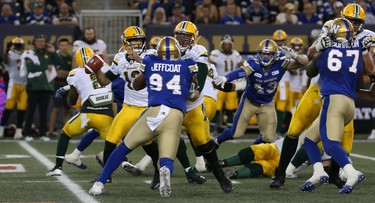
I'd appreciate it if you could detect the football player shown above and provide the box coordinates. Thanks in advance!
[213,39,307,146]
[301,18,373,194]
[46,46,114,176]
[209,34,244,126]
[72,27,109,67]
[0,37,27,139]
[89,36,198,197]
[173,21,233,192]
[269,3,375,189]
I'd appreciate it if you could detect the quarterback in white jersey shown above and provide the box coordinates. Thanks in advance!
[174,21,233,193]
[72,27,109,67]
[0,37,27,139]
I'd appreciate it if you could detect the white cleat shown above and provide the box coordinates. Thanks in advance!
[367,130,375,140]
[14,128,23,139]
[46,167,62,176]
[194,156,207,172]
[159,166,171,198]
[89,181,105,196]
[65,153,87,169]
[135,155,152,171]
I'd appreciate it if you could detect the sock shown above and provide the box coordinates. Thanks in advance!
[252,135,265,144]
[217,128,233,144]
[98,143,132,184]
[304,138,322,164]
[237,163,263,178]
[276,110,286,134]
[224,154,241,167]
[198,140,219,165]
[290,145,309,168]
[77,130,99,152]
[160,157,174,175]
[16,110,25,128]
[311,162,326,176]
[55,133,71,168]
[103,141,117,165]
[142,140,159,168]
[278,135,299,171]
[71,148,81,156]
[226,110,235,124]
[176,138,191,169]
[325,143,350,168]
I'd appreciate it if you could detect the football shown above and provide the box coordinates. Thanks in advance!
[84,54,104,74]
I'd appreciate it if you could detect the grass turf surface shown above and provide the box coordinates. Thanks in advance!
[0,136,374,203]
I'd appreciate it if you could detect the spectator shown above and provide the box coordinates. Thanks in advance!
[359,0,375,24]
[195,4,218,24]
[144,6,170,25]
[72,27,109,68]
[274,3,298,24]
[46,0,77,16]
[217,0,242,19]
[164,0,193,19]
[52,2,78,25]
[319,0,337,22]
[298,2,322,25]
[0,3,20,25]
[142,0,164,23]
[268,0,288,23]
[47,38,72,137]
[333,1,344,19]
[244,0,269,24]
[220,3,244,25]
[25,2,51,25]
[22,34,63,141]
[195,0,219,23]
[168,4,190,25]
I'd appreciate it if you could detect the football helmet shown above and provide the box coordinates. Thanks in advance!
[341,3,365,32]
[156,36,181,60]
[75,46,94,67]
[290,37,304,52]
[174,21,199,53]
[220,35,234,45]
[121,26,147,54]
[256,39,278,66]
[149,36,162,49]
[272,29,288,43]
[11,37,25,53]
[328,18,355,45]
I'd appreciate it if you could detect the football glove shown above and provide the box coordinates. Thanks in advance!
[214,75,227,89]
[362,35,372,52]
[315,35,332,52]
[55,86,69,99]
[279,46,297,59]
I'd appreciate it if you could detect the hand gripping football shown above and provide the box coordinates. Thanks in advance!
[84,54,105,74]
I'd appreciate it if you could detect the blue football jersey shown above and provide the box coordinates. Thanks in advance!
[316,39,363,100]
[141,55,198,113]
[244,57,288,104]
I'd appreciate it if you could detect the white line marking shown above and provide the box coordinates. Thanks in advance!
[18,141,100,203]
[351,153,375,161]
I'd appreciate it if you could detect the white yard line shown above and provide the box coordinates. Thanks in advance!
[18,141,100,203]
[350,153,375,161]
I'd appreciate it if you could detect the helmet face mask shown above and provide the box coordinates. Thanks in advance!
[157,36,181,60]
[256,39,278,67]
[290,37,304,53]
[75,46,94,67]
[174,21,199,53]
[122,26,147,55]
[220,35,234,54]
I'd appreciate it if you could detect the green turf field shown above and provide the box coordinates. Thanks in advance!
[0,136,374,203]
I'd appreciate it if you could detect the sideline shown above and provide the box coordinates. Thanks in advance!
[18,141,100,203]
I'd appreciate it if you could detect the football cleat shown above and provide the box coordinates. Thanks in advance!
[269,168,286,189]
[95,151,104,167]
[89,181,105,196]
[212,165,233,193]
[329,175,345,189]
[46,166,62,176]
[65,153,87,169]
[224,168,238,179]
[150,169,160,190]
[338,171,365,194]
[300,173,329,192]
[159,166,171,198]
[185,168,206,184]
[194,156,207,173]
[122,161,142,176]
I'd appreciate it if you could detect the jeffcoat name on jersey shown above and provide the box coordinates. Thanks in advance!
[151,63,181,72]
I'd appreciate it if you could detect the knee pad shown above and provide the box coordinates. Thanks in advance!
[238,147,254,165]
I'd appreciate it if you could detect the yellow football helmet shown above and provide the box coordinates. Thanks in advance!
[272,29,288,44]
[256,39,278,66]
[341,3,365,32]
[75,46,94,67]
[174,21,199,53]
[157,36,181,60]
[11,37,25,53]
[290,37,304,52]
[121,26,147,54]
[149,36,162,49]
[329,18,355,44]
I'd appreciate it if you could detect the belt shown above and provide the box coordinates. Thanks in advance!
[250,100,263,107]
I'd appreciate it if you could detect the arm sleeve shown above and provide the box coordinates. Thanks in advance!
[225,68,246,82]
[197,62,208,92]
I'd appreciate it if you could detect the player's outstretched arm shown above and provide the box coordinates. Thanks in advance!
[305,52,322,78]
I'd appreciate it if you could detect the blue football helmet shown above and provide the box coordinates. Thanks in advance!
[256,39,278,66]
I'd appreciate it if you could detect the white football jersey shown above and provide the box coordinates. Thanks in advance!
[181,44,208,111]
[5,50,27,85]
[72,39,107,55]
[101,49,156,106]
[209,49,243,76]
[289,69,308,93]
[67,68,110,105]
[202,63,218,100]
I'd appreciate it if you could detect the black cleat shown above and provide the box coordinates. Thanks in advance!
[150,169,160,190]
[122,161,142,176]
[212,166,233,193]
[329,176,345,189]
[185,168,206,184]
[269,168,285,189]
